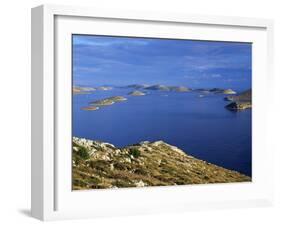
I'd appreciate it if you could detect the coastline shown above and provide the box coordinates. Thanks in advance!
[72,136,251,190]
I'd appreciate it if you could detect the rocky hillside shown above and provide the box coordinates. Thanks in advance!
[225,89,252,111]
[72,137,251,190]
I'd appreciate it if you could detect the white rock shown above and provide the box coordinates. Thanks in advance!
[140,141,149,145]
[134,180,146,187]
[101,155,110,161]
[152,141,165,146]
[73,146,79,152]
[115,149,121,155]
[124,158,131,163]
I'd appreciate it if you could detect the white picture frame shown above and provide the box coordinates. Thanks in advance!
[31,4,274,221]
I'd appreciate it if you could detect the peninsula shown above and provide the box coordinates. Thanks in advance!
[73,137,251,190]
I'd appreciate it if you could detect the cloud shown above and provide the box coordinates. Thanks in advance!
[210,74,222,78]
[72,35,252,88]
[73,35,149,47]
[73,66,102,73]
[183,73,222,80]
[224,78,247,82]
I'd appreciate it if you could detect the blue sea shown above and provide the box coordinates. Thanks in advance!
[73,88,252,176]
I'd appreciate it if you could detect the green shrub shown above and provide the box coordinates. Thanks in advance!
[77,146,90,160]
[129,148,141,158]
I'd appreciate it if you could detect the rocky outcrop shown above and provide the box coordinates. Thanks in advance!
[72,137,251,190]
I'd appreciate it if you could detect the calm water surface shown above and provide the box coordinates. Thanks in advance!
[73,88,252,176]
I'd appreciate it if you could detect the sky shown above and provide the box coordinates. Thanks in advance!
[73,35,252,91]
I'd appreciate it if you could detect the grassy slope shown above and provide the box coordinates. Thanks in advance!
[72,138,251,190]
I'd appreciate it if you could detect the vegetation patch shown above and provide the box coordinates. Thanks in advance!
[77,146,90,160]
[128,148,141,158]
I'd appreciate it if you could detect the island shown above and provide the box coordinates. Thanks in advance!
[72,137,251,190]
[125,84,149,89]
[168,86,191,92]
[144,84,190,92]
[123,84,191,92]
[194,88,211,94]
[81,96,127,111]
[209,88,225,93]
[81,106,99,111]
[194,88,236,94]
[73,86,96,94]
[128,90,146,96]
[223,89,237,94]
[96,86,113,91]
[209,88,236,94]
[144,84,170,91]
[225,89,252,111]
[90,96,127,106]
